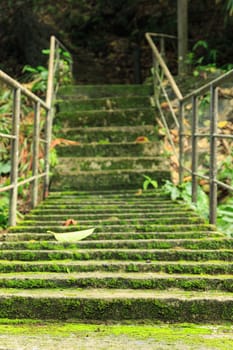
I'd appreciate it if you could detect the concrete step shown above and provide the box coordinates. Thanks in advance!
[53,156,164,172]
[51,169,170,190]
[55,142,161,157]
[0,248,232,262]
[58,96,152,112]
[24,211,201,221]
[2,231,224,242]
[0,238,232,251]
[0,260,231,275]
[0,288,232,321]
[9,223,216,233]
[57,84,153,98]
[57,125,158,143]
[0,271,233,291]
[55,108,155,128]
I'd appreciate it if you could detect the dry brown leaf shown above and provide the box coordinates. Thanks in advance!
[135,189,143,196]
[135,136,149,143]
[50,138,80,148]
[63,219,78,226]
[218,120,228,128]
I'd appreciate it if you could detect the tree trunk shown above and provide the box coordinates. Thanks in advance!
[177,0,188,75]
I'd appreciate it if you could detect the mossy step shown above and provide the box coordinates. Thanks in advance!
[58,96,152,112]
[44,190,170,200]
[56,142,161,157]
[1,238,232,251]
[0,260,232,275]
[25,211,199,221]
[0,288,233,321]
[57,125,158,143]
[2,231,224,242]
[17,217,205,228]
[47,189,168,197]
[51,169,170,190]
[31,206,193,215]
[55,108,155,127]
[9,224,216,234]
[40,200,178,207]
[0,248,233,262]
[54,156,163,172]
[57,84,153,98]
[1,271,233,291]
[37,203,185,210]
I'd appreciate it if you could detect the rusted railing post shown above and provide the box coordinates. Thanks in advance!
[44,35,56,198]
[32,101,40,207]
[9,87,21,226]
[209,86,218,225]
[191,95,198,203]
[179,101,185,184]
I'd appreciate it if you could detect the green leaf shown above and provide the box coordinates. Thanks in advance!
[0,161,11,174]
[42,49,50,55]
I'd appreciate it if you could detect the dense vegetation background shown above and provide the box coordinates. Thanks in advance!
[1,0,233,83]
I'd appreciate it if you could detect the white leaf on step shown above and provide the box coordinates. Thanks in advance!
[47,228,95,242]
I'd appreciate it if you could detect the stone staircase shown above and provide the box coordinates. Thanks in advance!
[51,84,169,190]
[1,84,233,322]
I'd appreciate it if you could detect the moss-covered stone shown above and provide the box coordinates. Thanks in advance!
[0,292,233,322]
[57,84,153,98]
[58,96,152,112]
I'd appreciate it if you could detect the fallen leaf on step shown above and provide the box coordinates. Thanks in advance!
[218,120,228,129]
[107,216,119,222]
[183,176,192,182]
[50,138,80,149]
[135,189,142,196]
[63,218,78,226]
[135,136,149,143]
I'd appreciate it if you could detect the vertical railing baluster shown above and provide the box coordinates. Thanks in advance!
[191,95,198,203]
[179,101,185,184]
[44,109,51,198]
[32,101,40,207]
[209,86,218,225]
[9,87,21,226]
[44,35,56,198]
[160,37,165,60]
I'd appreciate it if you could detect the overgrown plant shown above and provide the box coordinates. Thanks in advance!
[22,48,72,95]
[0,192,8,230]
[162,180,209,219]
[217,197,233,236]
[142,175,158,190]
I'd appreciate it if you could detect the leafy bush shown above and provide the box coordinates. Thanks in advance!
[162,180,209,219]
[217,198,233,237]
[0,193,9,229]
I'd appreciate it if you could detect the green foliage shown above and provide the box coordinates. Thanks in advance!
[142,175,158,190]
[218,153,233,187]
[22,48,72,94]
[162,180,209,219]
[0,161,11,175]
[186,40,219,77]
[0,192,9,229]
[22,65,48,93]
[217,197,233,236]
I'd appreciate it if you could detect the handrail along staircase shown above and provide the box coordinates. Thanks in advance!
[0,36,72,226]
[145,32,233,225]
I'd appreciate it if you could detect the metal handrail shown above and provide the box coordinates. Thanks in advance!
[180,77,233,225]
[145,32,183,100]
[146,32,233,225]
[0,35,72,226]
